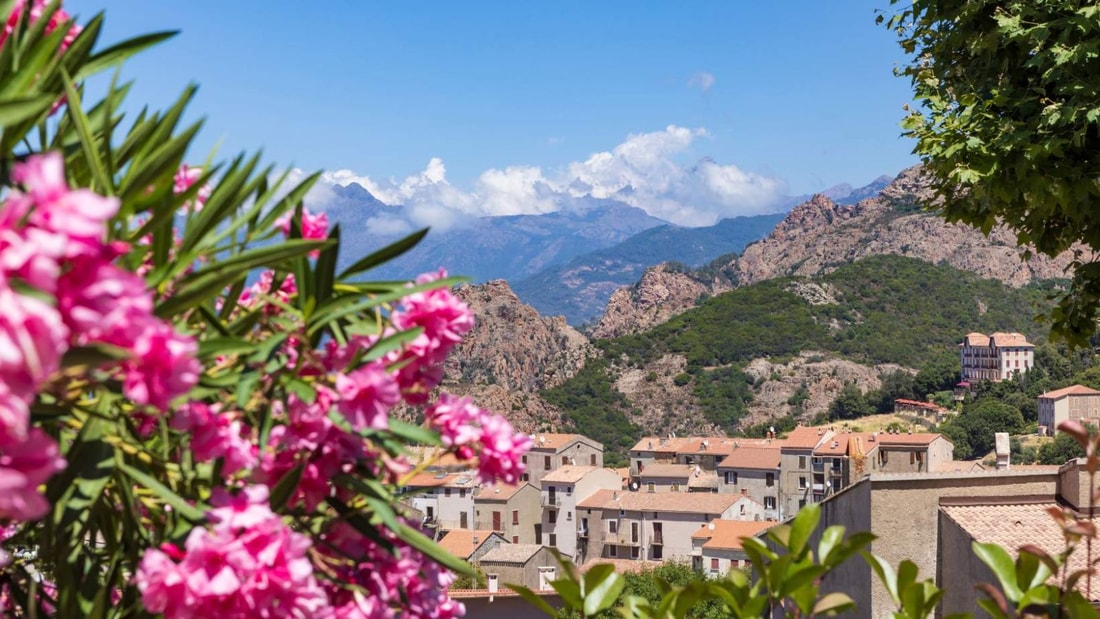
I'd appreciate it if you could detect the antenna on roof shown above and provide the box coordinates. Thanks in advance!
[630,482,639,491]
[708,522,715,531]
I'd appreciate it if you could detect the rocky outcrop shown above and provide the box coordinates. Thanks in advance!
[730,166,1076,287]
[447,280,592,392]
[612,354,718,437]
[591,264,733,339]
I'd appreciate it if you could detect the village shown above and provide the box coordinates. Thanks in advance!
[405,332,1100,616]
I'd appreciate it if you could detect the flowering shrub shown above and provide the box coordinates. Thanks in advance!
[0,2,530,617]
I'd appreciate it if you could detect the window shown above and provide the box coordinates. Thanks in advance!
[631,547,639,559]
[766,472,775,487]
[565,485,572,495]
[647,482,655,493]
[567,511,572,521]
[739,503,745,515]
[799,456,806,469]
[513,536,519,544]
[764,497,776,510]
[608,520,618,534]
[521,473,529,482]
[549,510,557,524]
[671,483,680,492]
[910,452,915,465]
[590,454,597,466]
[522,455,527,464]
[609,545,617,557]
[711,558,720,571]
[726,471,738,485]
[549,533,557,547]
[652,545,663,560]
[636,460,644,473]
[562,456,568,466]
[798,499,806,509]
[512,510,519,525]
[544,456,551,470]
[459,489,466,498]
[799,476,807,490]
[445,488,452,497]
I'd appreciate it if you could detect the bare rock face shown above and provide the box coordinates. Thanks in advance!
[739,352,909,427]
[730,166,1075,287]
[591,264,733,339]
[447,280,592,392]
[612,354,719,437]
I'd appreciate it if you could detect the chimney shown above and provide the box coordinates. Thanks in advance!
[994,432,1011,470]
[741,488,748,495]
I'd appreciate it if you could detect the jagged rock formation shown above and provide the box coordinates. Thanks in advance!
[447,280,592,392]
[591,264,732,340]
[730,165,1076,287]
[611,354,717,437]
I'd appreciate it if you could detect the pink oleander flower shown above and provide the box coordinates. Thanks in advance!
[0,284,68,444]
[136,486,330,618]
[171,403,256,476]
[425,394,483,449]
[173,165,210,212]
[56,252,154,346]
[11,152,118,257]
[121,321,200,410]
[473,411,532,485]
[391,269,474,364]
[0,429,66,522]
[335,362,401,431]
[276,207,329,241]
[239,270,297,314]
[1,0,81,51]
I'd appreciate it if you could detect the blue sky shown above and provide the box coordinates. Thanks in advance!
[67,1,918,226]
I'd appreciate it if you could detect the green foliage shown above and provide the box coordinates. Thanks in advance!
[1037,432,1086,465]
[541,357,640,467]
[884,0,1100,345]
[828,383,875,420]
[939,398,1026,460]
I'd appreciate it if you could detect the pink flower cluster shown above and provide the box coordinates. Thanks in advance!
[426,393,532,484]
[173,165,211,212]
[0,153,201,520]
[172,402,256,476]
[136,486,329,618]
[275,207,329,257]
[320,521,464,619]
[1,0,81,51]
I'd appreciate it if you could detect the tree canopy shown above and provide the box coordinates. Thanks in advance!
[885,0,1100,343]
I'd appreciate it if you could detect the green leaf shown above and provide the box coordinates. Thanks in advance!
[812,591,855,615]
[268,464,303,512]
[0,95,54,127]
[582,564,625,616]
[339,227,429,280]
[60,69,113,195]
[973,542,1022,600]
[787,503,820,556]
[75,30,178,80]
[863,551,899,603]
[387,419,442,446]
[117,461,206,522]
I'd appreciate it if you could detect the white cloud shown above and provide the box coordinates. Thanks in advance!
[299,125,786,230]
[688,71,716,93]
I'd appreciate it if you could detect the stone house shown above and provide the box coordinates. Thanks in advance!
[959,332,1034,383]
[400,471,480,537]
[438,529,507,562]
[479,544,563,592]
[539,466,621,564]
[690,519,774,576]
[873,432,954,474]
[717,446,781,520]
[1037,384,1100,435]
[779,426,834,517]
[474,482,541,544]
[638,464,696,493]
[522,434,604,487]
[578,490,761,564]
[629,436,782,479]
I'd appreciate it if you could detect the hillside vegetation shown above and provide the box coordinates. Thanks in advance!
[543,255,1055,461]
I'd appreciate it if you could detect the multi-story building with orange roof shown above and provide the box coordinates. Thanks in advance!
[690,519,775,575]
[1037,384,1100,435]
[779,425,835,517]
[400,471,481,537]
[628,435,784,478]
[522,433,603,486]
[716,446,782,520]
[473,482,541,544]
[538,465,621,563]
[959,331,1034,382]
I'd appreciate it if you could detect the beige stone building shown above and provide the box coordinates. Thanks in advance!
[959,332,1035,383]
[628,436,783,478]
[716,446,781,520]
[779,426,835,516]
[522,434,604,486]
[474,482,541,544]
[690,519,774,576]
[1037,384,1100,435]
[438,529,507,562]
[798,466,1061,618]
[872,433,954,474]
[578,490,761,564]
[539,466,621,564]
[400,471,480,536]
[636,463,718,493]
[479,544,563,592]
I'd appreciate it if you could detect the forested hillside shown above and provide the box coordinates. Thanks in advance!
[543,255,1055,462]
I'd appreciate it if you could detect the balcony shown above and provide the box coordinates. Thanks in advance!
[603,532,640,546]
[829,467,844,477]
[577,529,589,539]
[542,494,561,508]
[811,460,824,472]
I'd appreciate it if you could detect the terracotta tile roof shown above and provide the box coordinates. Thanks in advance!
[718,446,782,470]
[814,435,850,456]
[541,465,600,484]
[438,530,498,559]
[528,433,600,451]
[629,436,783,455]
[402,472,479,488]
[941,501,1099,600]
[688,473,721,489]
[639,464,696,479]
[894,398,946,412]
[875,433,948,446]
[449,588,559,599]
[476,482,530,502]
[933,460,986,473]
[1040,384,1100,400]
[480,544,546,565]
[782,426,831,450]
[989,332,1034,348]
[963,332,990,347]
[613,468,630,488]
[691,519,775,550]
[580,558,665,574]
[577,489,741,515]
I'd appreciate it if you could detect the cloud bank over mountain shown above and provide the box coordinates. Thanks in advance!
[296,125,788,232]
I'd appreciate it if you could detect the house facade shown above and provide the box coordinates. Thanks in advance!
[959,332,1034,383]
[539,466,621,564]
[690,519,774,576]
[1037,384,1100,435]
[716,446,781,520]
[779,426,835,517]
[479,545,563,592]
[474,482,541,544]
[401,472,480,537]
[522,434,604,487]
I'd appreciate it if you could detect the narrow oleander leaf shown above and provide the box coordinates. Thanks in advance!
[268,464,304,512]
[0,95,54,127]
[339,227,429,280]
[60,69,113,195]
[75,30,178,80]
[117,461,206,522]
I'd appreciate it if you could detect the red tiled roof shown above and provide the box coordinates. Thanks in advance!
[814,435,850,456]
[875,433,948,446]
[476,482,530,502]
[963,332,990,346]
[630,436,783,455]
[541,465,601,484]
[894,398,945,411]
[989,332,1034,347]
[578,489,742,515]
[1039,384,1100,400]
[529,433,599,451]
[638,464,695,479]
[580,558,665,574]
[449,588,560,599]
[691,519,775,550]
[717,446,782,470]
[438,530,498,559]
[782,426,831,450]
